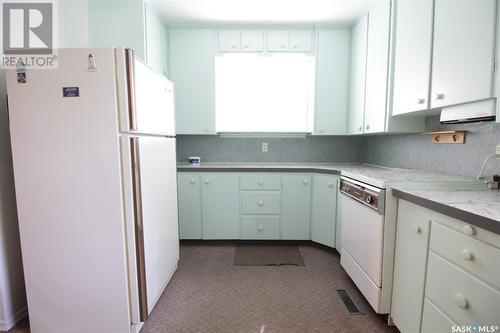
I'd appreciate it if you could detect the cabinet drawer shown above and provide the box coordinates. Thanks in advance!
[242,192,281,214]
[425,252,500,326]
[242,174,281,190]
[430,221,500,289]
[242,216,280,239]
[421,298,455,333]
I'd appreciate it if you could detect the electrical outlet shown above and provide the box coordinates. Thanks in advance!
[496,143,500,157]
[261,142,268,152]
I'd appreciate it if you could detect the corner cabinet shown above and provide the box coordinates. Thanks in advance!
[314,29,350,135]
[169,29,216,135]
[311,175,338,247]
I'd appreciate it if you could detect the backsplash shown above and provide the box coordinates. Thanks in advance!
[363,116,500,178]
[176,135,364,163]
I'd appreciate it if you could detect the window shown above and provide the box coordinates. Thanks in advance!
[215,53,315,133]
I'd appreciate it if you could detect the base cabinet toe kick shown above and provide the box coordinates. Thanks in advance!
[391,200,500,333]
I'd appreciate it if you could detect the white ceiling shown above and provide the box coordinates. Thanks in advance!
[151,0,374,26]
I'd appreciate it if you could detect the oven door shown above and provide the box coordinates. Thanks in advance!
[340,193,384,312]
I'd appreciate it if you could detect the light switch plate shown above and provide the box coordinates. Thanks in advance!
[261,142,268,152]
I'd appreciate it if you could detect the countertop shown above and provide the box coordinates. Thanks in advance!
[177,162,485,189]
[393,188,500,234]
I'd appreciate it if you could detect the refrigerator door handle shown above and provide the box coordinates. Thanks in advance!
[130,137,148,321]
[125,49,137,131]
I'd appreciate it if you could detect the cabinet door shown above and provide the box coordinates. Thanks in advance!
[314,29,349,135]
[392,0,433,115]
[201,173,240,239]
[363,1,391,134]
[267,30,290,51]
[290,30,313,51]
[145,5,168,76]
[241,30,264,51]
[431,0,496,108]
[348,15,368,135]
[311,175,337,247]
[170,29,215,134]
[218,30,241,51]
[282,175,311,240]
[177,173,202,239]
[391,203,430,333]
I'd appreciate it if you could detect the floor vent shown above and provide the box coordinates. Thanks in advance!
[337,289,362,314]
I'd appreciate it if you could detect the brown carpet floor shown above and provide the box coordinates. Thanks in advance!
[6,242,399,333]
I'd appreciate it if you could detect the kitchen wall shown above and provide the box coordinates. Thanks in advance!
[363,116,500,178]
[177,135,363,163]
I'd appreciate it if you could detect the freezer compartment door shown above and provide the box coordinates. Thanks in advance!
[127,136,179,321]
[122,49,176,136]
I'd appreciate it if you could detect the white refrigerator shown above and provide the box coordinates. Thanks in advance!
[5,48,179,333]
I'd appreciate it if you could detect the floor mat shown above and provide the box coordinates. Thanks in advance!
[233,242,306,266]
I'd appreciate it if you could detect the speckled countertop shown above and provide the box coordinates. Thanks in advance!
[177,162,485,189]
[393,188,500,234]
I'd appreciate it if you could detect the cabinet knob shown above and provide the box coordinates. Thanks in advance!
[257,225,264,231]
[358,126,362,131]
[413,224,421,234]
[462,225,475,236]
[461,249,474,261]
[244,44,249,49]
[453,293,468,309]
[366,124,370,130]
[258,200,264,206]
[204,179,210,184]
[435,93,445,100]
[281,44,286,48]
[303,179,308,185]
[328,181,334,188]
[232,44,238,48]
[292,44,298,49]
[189,179,196,184]
[204,126,210,133]
[258,180,264,185]
[417,98,426,104]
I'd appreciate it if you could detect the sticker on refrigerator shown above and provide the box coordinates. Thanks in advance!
[62,87,79,97]
[16,63,26,84]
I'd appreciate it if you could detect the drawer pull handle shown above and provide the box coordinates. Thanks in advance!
[461,249,473,261]
[258,200,264,206]
[413,224,421,234]
[257,225,264,231]
[328,182,334,188]
[453,293,468,309]
[189,179,196,184]
[303,179,309,185]
[258,180,264,185]
[462,225,475,236]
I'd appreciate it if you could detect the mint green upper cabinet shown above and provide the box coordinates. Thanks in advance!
[145,5,168,76]
[201,173,240,239]
[267,30,291,51]
[218,30,264,52]
[89,0,146,59]
[431,0,496,109]
[363,0,391,134]
[241,30,264,52]
[289,30,313,52]
[218,30,241,51]
[392,0,433,115]
[282,174,311,240]
[311,175,337,247]
[348,15,368,135]
[314,29,350,135]
[177,173,202,239]
[169,29,216,134]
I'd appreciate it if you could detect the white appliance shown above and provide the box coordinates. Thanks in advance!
[5,48,179,333]
[440,98,496,124]
[339,177,386,313]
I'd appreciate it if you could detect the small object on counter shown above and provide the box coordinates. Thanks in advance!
[189,156,201,166]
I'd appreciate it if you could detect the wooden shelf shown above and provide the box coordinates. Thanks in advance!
[421,130,467,144]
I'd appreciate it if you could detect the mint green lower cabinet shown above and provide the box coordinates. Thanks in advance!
[177,173,202,239]
[335,188,342,250]
[391,201,431,333]
[282,174,312,240]
[242,216,280,240]
[201,173,240,239]
[311,175,338,247]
